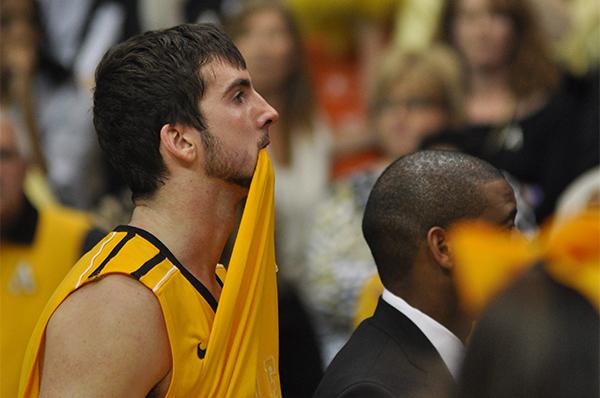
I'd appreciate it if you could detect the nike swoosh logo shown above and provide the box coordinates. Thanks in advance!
[197,343,207,359]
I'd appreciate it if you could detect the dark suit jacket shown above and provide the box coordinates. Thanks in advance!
[313,298,454,397]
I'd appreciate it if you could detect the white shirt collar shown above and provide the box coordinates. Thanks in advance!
[381,288,464,380]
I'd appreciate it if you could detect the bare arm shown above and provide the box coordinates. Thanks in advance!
[39,275,171,397]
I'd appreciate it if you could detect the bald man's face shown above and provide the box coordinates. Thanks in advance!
[478,178,517,229]
[0,115,27,224]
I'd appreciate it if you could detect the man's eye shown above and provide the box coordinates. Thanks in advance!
[234,91,245,103]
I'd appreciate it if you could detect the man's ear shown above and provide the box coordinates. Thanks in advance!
[159,123,196,163]
[426,226,453,271]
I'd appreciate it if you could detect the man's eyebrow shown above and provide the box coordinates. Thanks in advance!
[222,78,251,98]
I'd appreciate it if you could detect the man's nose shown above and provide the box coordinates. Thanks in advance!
[257,95,279,129]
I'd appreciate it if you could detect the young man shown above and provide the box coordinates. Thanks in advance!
[19,24,278,397]
[314,150,517,398]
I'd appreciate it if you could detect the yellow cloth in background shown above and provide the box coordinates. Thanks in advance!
[23,167,57,208]
[2,206,90,398]
[197,149,282,397]
[554,0,600,75]
[392,0,442,51]
[449,210,600,315]
[288,0,399,54]
[353,273,384,329]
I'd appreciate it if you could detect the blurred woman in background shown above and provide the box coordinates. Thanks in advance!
[437,0,599,223]
[303,45,464,364]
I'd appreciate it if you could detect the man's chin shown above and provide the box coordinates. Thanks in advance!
[228,151,264,189]
[227,176,252,189]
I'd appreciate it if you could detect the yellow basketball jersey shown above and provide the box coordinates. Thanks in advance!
[196,149,281,397]
[1,206,90,398]
[20,150,281,397]
[19,226,225,397]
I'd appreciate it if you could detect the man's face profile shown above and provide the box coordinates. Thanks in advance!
[197,60,277,188]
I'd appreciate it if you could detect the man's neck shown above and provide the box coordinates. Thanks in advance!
[397,280,471,344]
[382,288,466,380]
[129,179,243,299]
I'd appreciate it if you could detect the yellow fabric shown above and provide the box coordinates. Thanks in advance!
[554,0,600,75]
[450,222,539,315]
[353,273,383,329]
[449,210,600,315]
[23,167,57,209]
[197,149,281,397]
[392,0,442,51]
[288,0,399,54]
[1,206,90,398]
[19,227,223,397]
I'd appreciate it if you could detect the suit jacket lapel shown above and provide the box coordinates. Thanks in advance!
[371,298,455,386]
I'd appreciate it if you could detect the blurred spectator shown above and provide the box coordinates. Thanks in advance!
[303,45,464,364]
[227,1,332,285]
[137,0,241,30]
[458,267,599,398]
[36,0,140,209]
[0,0,46,173]
[392,0,599,76]
[287,0,400,177]
[450,211,600,398]
[0,106,104,398]
[528,0,599,76]
[4,0,140,209]
[435,0,599,222]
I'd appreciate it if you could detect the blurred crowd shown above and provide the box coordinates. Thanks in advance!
[1,0,598,397]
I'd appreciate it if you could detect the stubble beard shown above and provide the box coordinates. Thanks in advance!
[201,129,254,189]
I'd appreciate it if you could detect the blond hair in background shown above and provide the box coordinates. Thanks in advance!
[369,44,465,128]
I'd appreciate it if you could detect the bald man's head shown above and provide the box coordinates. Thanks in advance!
[362,150,516,290]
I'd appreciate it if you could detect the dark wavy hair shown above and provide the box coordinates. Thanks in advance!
[93,23,246,200]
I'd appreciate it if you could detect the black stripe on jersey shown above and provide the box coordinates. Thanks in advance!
[131,252,165,279]
[88,231,135,279]
[114,225,219,312]
[216,273,224,288]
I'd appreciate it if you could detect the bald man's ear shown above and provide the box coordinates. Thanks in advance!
[427,226,453,271]
[159,123,196,163]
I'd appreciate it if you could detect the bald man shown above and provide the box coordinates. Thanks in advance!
[314,150,516,398]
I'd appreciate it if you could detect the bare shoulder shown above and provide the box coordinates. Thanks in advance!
[40,274,171,397]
